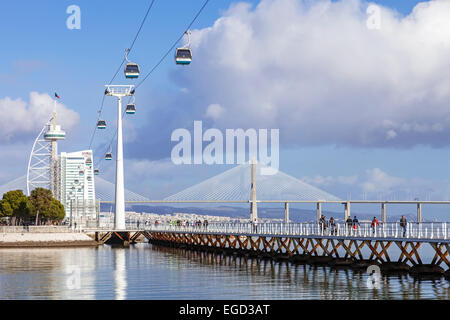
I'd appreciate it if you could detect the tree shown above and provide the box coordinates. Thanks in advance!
[0,200,13,218]
[0,190,32,225]
[29,188,53,225]
[48,199,66,222]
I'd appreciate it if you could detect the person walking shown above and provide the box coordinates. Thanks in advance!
[346,217,353,235]
[399,215,407,237]
[252,218,258,233]
[329,217,337,235]
[319,215,328,234]
[371,217,379,235]
[352,216,360,234]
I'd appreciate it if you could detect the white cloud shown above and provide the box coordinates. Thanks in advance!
[205,103,225,120]
[337,175,359,185]
[301,175,335,187]
[174,0,450,148]
[0,92,79,143]
[303,167,448,200]
[361,168,405,193]
[302,174,358,187]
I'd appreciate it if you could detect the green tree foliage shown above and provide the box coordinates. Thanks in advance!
[28,188,65,224]
[0,190,33,225]
[0,190,31,217]
[29,188,53,224]
[48,199,66,221]
[0,188,65,225]
[0,200,13,218]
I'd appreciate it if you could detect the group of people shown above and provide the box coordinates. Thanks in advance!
[319,215,409,237]
[318,215,379,235]
[167,219,209,229]
[318,215,338,235]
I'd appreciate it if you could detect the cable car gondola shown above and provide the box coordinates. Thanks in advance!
[175,31,192,65]
[124,48,140,79]
[105,153,112,161]
[126,104,136,114]
[94,169,100,175]
[97,120,107,129]
[125,63,140,78]
[175,48,192,65]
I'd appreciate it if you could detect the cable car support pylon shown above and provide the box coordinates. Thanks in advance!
[104,85,135,230]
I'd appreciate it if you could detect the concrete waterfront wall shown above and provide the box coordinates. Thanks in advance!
[0,227,98,247]
[0,226,73,233]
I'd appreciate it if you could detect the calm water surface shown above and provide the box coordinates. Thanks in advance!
[0,244,448,300]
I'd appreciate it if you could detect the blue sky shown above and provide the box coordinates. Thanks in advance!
[1,0,450,220]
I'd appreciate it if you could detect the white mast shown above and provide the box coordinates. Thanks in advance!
[105,85,135,230]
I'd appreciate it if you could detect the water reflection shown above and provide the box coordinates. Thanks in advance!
[0,248,98,300]
[114,249,127,300]
[151,245,449,300]
[0,245,447,300]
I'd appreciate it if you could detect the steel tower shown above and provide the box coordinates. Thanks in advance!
[27,105,66,198]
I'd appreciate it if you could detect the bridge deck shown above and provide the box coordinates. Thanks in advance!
[85,223,450,274]
[86,222,449,243]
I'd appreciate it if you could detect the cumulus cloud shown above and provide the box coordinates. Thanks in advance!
[0,92,79,143]
[166,0,450,149]
[301,175,335,187]
[303,167,447,200]
[205,103,225,120]
[360,168,406,193]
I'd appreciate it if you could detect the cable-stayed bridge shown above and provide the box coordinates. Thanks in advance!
[163,162,340,202]
[98,161,450,225]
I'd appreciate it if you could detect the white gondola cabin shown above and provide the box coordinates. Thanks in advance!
[126,104,136,114]
[97,120,107,129]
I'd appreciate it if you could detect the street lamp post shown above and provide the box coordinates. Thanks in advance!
[70,179,84,230]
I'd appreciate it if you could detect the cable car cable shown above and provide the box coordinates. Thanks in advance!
[93,0,210,172]
[135,0,210,90]
[88,0,156,151]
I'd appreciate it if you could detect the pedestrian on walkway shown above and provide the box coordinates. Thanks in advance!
[399,215,407,237]
[252,218,258,233]
[346,217,353,235]
[319,215,328,234]
[352,216,360,234]
[329,217,337,235]
[371,217,379,234]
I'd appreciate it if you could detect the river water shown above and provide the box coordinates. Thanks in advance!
[0,243,448,300]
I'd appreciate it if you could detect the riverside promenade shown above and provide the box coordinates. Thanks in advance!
[0,226,98,247]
